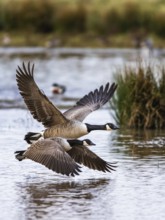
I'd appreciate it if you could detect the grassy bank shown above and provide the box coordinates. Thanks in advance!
[2,31,164,47]
[0,0,165,47]
[111,63,165,129]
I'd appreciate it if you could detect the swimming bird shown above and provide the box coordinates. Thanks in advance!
[16,62,118,143]
[15,138,116,176]
[51,83,66,94]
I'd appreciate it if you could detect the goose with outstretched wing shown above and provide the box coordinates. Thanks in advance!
[15,138,116,176]
[16,62,118,143]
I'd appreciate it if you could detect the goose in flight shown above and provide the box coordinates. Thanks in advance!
[16,62,118,143]
[15,137,116,176]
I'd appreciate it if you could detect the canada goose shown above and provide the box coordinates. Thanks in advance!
[67,139,116,173]
[15,137,116,176]
[16,62,118,143]
[51,83,66,94]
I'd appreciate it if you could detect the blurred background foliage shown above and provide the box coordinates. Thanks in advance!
[0,0,165,47]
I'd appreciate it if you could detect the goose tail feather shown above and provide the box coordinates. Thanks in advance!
[15,150,26,161]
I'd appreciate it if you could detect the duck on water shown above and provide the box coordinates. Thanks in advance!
[16,62,119,143]
[51,83,66,94]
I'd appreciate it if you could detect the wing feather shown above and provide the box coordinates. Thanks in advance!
[64,82,117,121]
[16,62,68,127]
[24,139,81,176]
[67,145,116,172]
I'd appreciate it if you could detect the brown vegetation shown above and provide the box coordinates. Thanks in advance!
[111,63,165,129]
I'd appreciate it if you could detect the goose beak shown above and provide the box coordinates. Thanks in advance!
[84,140,96,146]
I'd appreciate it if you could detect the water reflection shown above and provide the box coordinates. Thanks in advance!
[17,178,110,219]
[111,129,165,157]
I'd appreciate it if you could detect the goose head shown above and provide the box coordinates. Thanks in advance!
[67,139,95,147]
[105,123,119,130]
[82,139,96,146]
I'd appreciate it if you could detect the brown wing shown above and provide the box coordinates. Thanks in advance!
[67,145,116,172]
[24,139,81,176]
[63,82,117,122]
[16,62,68,127]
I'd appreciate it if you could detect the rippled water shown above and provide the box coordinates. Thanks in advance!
[1,48,165,220]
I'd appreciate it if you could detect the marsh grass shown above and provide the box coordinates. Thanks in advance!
[111,63,165,129]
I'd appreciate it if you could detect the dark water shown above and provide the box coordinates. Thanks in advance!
[1,48,165,220]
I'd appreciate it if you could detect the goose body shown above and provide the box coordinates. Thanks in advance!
[16,62,118,143]
[44,120,88,139]
[42,121,117,139]
[15,137,116,176]
[15,137,82,176]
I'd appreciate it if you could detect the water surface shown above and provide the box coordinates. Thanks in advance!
[0,48,165,220]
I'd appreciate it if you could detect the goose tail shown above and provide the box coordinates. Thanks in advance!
[24,132,42,144]
[15,150,26,161]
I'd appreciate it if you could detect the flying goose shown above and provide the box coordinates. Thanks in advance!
[15,137,116,176]
[16,62,118,143]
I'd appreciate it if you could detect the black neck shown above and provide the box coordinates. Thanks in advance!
[67,139,83,146]
[85,123,105,132]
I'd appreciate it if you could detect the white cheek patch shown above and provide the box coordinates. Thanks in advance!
[83,141,88,146]
[106,125,111,130]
